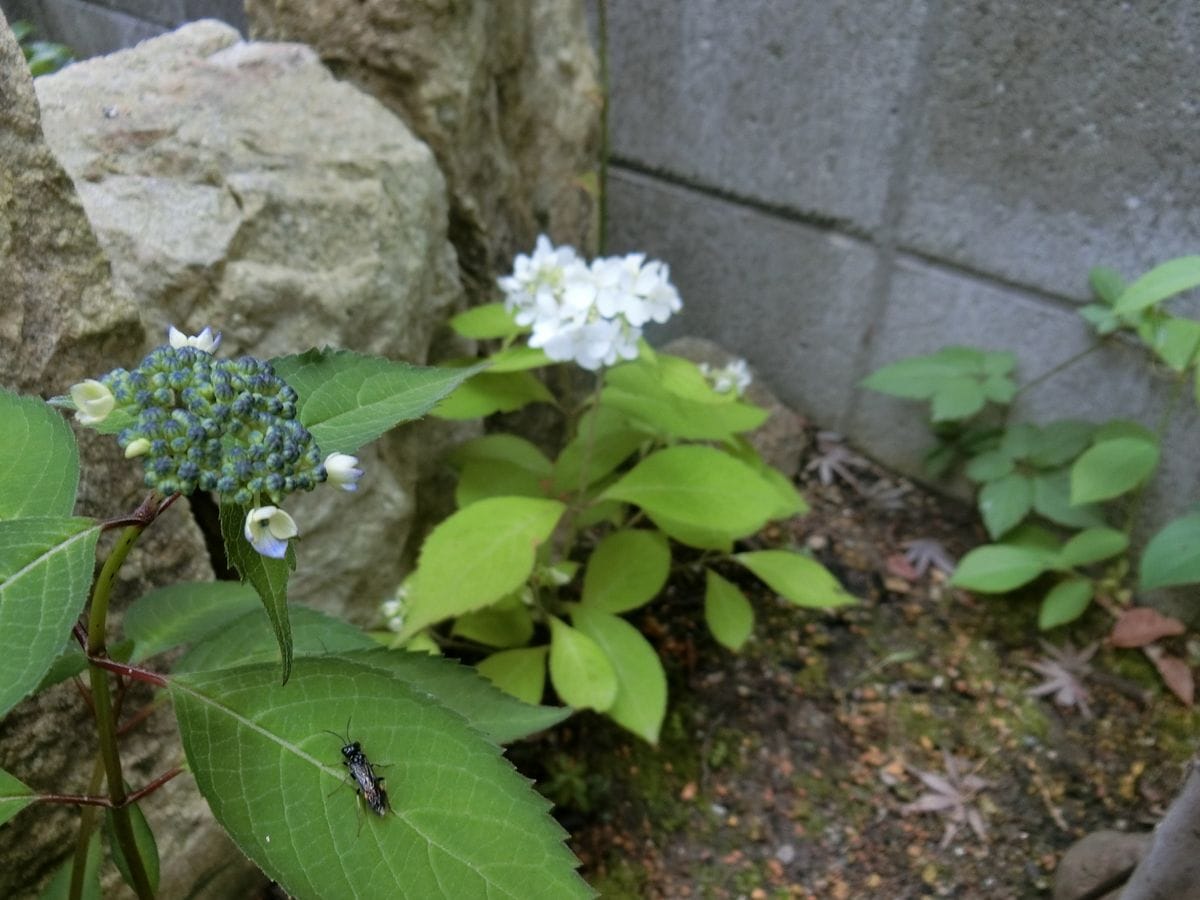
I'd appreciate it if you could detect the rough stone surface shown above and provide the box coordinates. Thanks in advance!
[1053,829,1150,900]
[35,20,463,619]
[0,13,259,897]
[246,0,600,292]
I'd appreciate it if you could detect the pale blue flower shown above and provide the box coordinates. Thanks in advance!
[243,505,298,558]
[324,452,363,491]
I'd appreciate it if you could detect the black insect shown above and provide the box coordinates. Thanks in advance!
[326,723,389,817]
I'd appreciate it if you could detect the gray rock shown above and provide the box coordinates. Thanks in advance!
[1053,829,1150,900]
[245,0,601,290]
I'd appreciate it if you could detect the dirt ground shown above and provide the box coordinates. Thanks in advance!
[510,428,1198,899]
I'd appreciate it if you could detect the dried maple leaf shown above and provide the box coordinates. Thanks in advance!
[1026,640,1097,719]
[901,752,990,848]
[901,538,957,577]
[804,431,872,492]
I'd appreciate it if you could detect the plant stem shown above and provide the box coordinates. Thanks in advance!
[1013,341,1104,397]
[596,0,609,255]
[68,755,105,900]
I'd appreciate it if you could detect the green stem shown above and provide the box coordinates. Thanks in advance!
[597,0,609,255]
[68,755,106,900]
[1014,341,1104,397]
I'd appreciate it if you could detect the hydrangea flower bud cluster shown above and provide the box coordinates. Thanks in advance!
[498,235,683,371]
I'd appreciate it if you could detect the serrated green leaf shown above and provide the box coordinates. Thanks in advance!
[704,570,754,651]
[965,450,1015,483]
[580,529,670,613]
[571,606,666,744]
[0,768,33,827]
[1027,421,1096,469]
[0,517,100,717]
[978,473,1033,539]
[448,302,525,340]
[733,550,855,608]
[476,646,549,706]
[452,596,535,649]
[271,349,482,454]
[406,497,566,634]
[1031,471,1107,529]
[1114,256,1200,314]
[552,406,646,493]
[455,459,550,507]
[170,657,590,899]
[1038,578,1094,629]
[105,801,159,895]
[488,346,553,373]
[1070,437,1159,504]
[432,370,554,420]
[602,446,783,539]
[0,389,79,520]
[1140,512,1200,590]
[548,616,617,712]
[1089,266,1126,305]
[951,545,1053,592]
[449,434,553,475]
[931,377,986,421]
[1151,317,1200,371]
[724,437,809,519]
[39,831,101,900]
[218,500,294,684]
[124,581,260,663]
[1057,527,1129,568]
[602,361,767,440]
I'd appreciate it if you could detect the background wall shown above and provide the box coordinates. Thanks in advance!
[7,0,1199,528]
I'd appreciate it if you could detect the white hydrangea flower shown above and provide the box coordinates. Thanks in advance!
[382,584,409,633]
[168,325,222,354]
[70,379,115,426]
[701,358,754,396]
[324,452,363,492]
[243,505,298,559]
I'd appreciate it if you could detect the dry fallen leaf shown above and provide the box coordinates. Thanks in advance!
[1144,645,1195,706]
[1109,607,1186,648]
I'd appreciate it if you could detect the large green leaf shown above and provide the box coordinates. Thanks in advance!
[547,616,617,712]
[476,646,548,707]
[0,517,100,717]
[448,302,525,340]
[451,595,535,649]
[552,406,647,494]
[580,529,670,613]
[601,362,767,440]
[218,500,294,684]
[733,550,855,608]
[449,434,553,475]
[271,348,483,454]
[951,545,1054,592]
[1151,317,1200,372]
[571,606,667,744]
[124,581,261,663]
[704,569,754,651]
[450,435,554,507]
[1140,512,1200,590]
[978,473,1033,539]
[0,389,79,520]
[170,657,590,900]
[1070,437,1159,504]
[405,497,565,634]
[1031,471,1107,529]
[0,768,33,827]
[931,377,986,421]
[431,371,554,420]
[1114,256,1200,314]
[1057,527,1129,568]
[1026,421,1095,469]
[603,446,783,539]
[1038,578,1094,630]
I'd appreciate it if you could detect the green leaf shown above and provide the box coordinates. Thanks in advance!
[477,646,548,706]
[1094,420,1157,443]
[861,349,979,399]
[1038,578,1094,629]
[218,500,294,684]
[552,406,647,493]
[1031,471,1107,529]
[170,657,589,899]
[1114,256,1200,313]
[455,459,550,507]
[951,545,1053,592]
[602,361,767,440]
[571,606,667,744]
[580,529,670,613]
[452,596,535,648]
[1079,304,1121,335]
[449,434,553,475]
[432,371,554,420]
[1057,527,1129,568]
[271,348,482,454]
[724,437,809,519]
[1140,512,1200,590]
[39,831,101,900]
[965,450,1015,483]
[0,389,79,520]
[0,517,100,717]
[704,569,754,651]
[0,768,33,827]
[405,497,566,634]
[1151,317,1200,371]
[1027,421,1096,469]
[124,581,260,663]
[733,550,855,608]
[931,377,986,421]
[1000,423,1039,459]
[1070,437,1160,504]
[1089,266,1126,305]
[548,616,617,712]
[488,346,553,373]
[105,801,160,895]
[448,302,525,339]
[602,446,784,539]
[978,473,1033,539]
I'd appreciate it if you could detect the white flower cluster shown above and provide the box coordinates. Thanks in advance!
[498,235,682,371]
[381,585,408,633]
[699,358,753,396]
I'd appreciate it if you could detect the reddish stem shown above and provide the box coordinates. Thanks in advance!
[34,768,183,809]
[87,656,167,688]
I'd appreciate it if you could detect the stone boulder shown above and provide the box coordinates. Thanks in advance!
[246,0,601,291]
[34,20,463,620]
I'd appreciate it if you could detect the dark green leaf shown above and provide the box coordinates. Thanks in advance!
[978,473,1033,539]
[39,831,101,900]
[0,768,33,827]
[1031,471,1107,529]
[965,450,1015,483]
[1088,266,1126,305]
[0,389,79,520]
[1038,578,1094,629]
[1026,421,1096,469]
[104,801,159,894]
[951,544,1053,592]
[1140,512,1200,590]
[124,581,260,663]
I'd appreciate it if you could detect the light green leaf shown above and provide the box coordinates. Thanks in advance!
[1027,421,1096,469]
[0,768,33,827]
[452,597,535,648]
[648,514,734,552]
[704,570,754,651]
[0,517,100,717]
[124,581,260,663]
[1114,256,1200,313]
[1151,317,1200,371]
[1140,512,1200,590]
[1089,266,1126,305]
[488,346,553,373]
[1070,437,1160,504]
[432,371,554,420]
[0,389,79,520]
[1031,471,1107,529]
[39,831,101,900]
[725,437,809,519]
[405,497,566,634]
[861,348,983,399]
[602,362,767,440]
[448,302,525,340]
[1000,423,1039,459]
[477,646,548,707]
[733,550,855,609]
[170,657,590,899]
[978,473,1033,539]
[603,446,784,539]
[548,616,617,712]
[449,434,553,475]
[965,450,1015,483]
[105,801,160,895]
[931,377,986,421]
[272,348,483,454]
[455,459,550,507]
[580,529,671,613]
[571,606,667,744]
[1057,527,1129,568]
[1094,420,1157,443]
[951,545,1053,592]
[218,500,294,684]
[1038,578,1094,630]
[552,406,646,493]
[981,374,1017,404]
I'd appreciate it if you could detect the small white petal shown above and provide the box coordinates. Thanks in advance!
[167,324,221,354]
[70,379,115,426]
[168,325,188,349]
[324,452,363,492]
[244,506,299,559]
